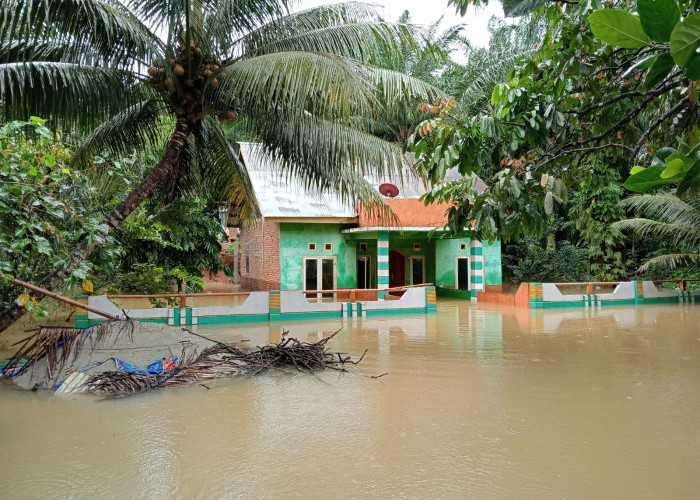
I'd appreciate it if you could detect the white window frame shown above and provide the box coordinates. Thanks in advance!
[455,256,471,290]
[303,256,337,301]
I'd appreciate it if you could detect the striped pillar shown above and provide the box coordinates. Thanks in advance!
[269,291,281,320]
[634,281,644,304]
[75,296,89,328]
[377,231,389,299]
[470,240,485,292]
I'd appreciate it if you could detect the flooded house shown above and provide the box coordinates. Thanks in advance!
[236,143,502,298]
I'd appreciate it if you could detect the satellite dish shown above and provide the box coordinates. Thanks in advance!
[379,183,399,198]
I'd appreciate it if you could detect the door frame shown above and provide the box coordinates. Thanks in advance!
[356,255,372,289]
[409,255,425,285]
[302,256,337,300]
[388,248,407,288]
[455,255,471,290]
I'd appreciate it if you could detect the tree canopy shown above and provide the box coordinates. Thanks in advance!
[410,0,699,243]
[0,0,441,329]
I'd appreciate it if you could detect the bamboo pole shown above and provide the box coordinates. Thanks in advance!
[6,277,118,320]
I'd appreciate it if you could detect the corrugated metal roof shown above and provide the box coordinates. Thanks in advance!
[238,142,488,218]
[239,143,357,219]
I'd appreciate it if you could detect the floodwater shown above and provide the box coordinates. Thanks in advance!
[1,300,699,499]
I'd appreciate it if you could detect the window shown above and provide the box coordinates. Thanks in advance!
[304,257,336,301]
[459,243,468,251]
[324,242,333,251]
[357,256,371,289]
[410,256,425,285]
[456,257,470,290]
[414,243,422,251]
[308,243,317,251]
[359,242,368,252]
[245,256,250,275]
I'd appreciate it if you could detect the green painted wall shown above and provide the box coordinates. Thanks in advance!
[387,237,436,285]
[279,226,501,290]
[483,240,502,285]
[279,223,356,290]
[435,237,470,287]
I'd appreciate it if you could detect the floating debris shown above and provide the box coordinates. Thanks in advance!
[2,320,365,397]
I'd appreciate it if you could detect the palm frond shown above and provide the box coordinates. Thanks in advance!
[246,111,409,201]
[620,194,700,228]
[71,99,168,167]
[614,218,700,250]
[233,22,416,62]
[0,38,105,65]
[200,116,261,221]
[0,62,140,130]
[1,0,160,67]
[218,51,378,118]
[460,47,536,114]
[368,66,446,110]
[639,253,700,272]
[218,1,378,58]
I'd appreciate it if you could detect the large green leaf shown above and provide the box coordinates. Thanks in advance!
[661,158,686,178]
[637,0,681,42]
[501,0,548,17]
[670,12,700,75]
[623,165,679,192]
[589,9,650,48]
[642,52,675,90]
[651,147,677,166]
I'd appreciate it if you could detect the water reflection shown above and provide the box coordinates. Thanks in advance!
[1,301,699,499]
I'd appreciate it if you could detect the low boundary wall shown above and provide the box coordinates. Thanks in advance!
[471,280,698,309]
[529,280,698,308]
[75,286,436,327]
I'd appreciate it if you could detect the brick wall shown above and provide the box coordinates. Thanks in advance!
[239,221,281,291]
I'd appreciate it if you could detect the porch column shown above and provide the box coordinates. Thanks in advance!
[377,231,389,298]
[470,239,485,292]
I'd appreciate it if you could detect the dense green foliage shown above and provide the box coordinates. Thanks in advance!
[114,197,226,285]
[0,119,228,311]
[503,241,591,284]
[564,157,629,280]
[410,0,698,245]
[0,119,115,308]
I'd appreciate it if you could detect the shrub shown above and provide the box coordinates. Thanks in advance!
[503,242,591,284]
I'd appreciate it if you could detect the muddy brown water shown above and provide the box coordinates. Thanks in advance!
[1,300,699,499]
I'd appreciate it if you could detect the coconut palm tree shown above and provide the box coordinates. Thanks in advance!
[0,0,440,329]
[614,194,700,271]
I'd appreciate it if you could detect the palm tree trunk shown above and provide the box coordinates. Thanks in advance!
[0,117,191,333]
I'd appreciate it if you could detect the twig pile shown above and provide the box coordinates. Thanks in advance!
[6,321,366,397]
[84,331,366,397]
[223,332,367,376]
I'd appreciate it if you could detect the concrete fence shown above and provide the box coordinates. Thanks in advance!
[75,286,437,327]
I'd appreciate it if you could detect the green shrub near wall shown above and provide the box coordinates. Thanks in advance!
[503,242,591,284]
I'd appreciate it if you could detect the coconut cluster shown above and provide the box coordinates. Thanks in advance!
[146,40,238,123]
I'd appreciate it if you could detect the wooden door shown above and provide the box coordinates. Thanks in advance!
[389,249,406,288]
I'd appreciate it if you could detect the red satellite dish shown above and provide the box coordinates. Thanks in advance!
[379,183,399,198]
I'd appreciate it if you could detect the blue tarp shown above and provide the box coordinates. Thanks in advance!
[113,356,178,375]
